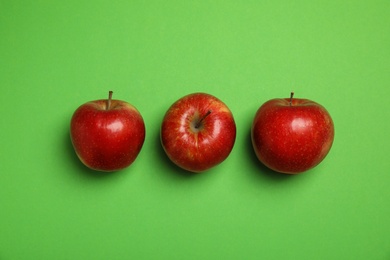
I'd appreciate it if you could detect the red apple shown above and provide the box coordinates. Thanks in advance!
[161,93,236,172]
[251,92,334,174]
[70,91,145,172]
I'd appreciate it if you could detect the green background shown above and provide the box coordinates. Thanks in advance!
[1,1,389,259]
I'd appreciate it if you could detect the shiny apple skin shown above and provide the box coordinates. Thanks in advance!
[161,93,236,173]
[70,99,145,172]
[251,98,334,174]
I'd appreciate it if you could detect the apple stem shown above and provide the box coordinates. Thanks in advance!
[107,91,113,110]
[289,91,294,106]
[195,110,212,129]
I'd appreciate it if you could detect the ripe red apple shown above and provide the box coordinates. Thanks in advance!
[161,93,236,173]
[70,91,145,172]
[251,92,334,174]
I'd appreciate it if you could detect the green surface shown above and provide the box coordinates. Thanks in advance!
[1,1,390,259]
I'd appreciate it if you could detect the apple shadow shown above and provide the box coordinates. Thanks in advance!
[64,131,125,179]
[245,127,296,182]
[154,130,200,178]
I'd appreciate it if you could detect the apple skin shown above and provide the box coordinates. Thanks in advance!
[70,92,145,172]
[161,93,236,173]
[251,95,334,174]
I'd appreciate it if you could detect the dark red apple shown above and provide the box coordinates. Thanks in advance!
[251,92,334,174]
[70,91,145,172]
[161,93,236,172]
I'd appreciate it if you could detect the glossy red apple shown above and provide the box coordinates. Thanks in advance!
[251,92,334,174]
[70,91,145,172]
[161,93,236,172]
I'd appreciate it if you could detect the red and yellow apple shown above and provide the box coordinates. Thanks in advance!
[251,92,334,174]
[70,91,145,172]
[161,93,236,172]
